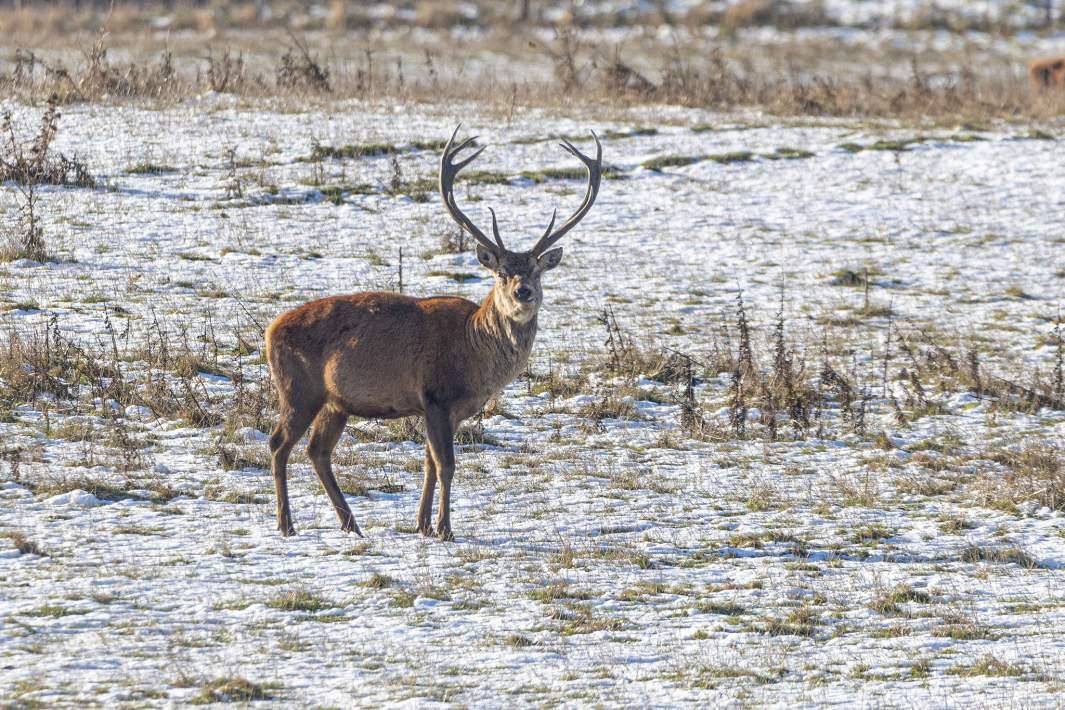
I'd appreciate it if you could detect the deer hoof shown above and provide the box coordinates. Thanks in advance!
[437,528,455,542]
[340,513,366,536]
[416,524,434,537]
[279,522,296,537]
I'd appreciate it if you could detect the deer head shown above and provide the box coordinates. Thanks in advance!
[439,125,603,324]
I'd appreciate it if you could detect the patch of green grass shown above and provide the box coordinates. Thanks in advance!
[127,162,176,174]
[869,584,932,615]
[1003,286,1033,300]
[461,170,511,185]
[25,475,158,503]
[848,524,894,544]
[867,138,920,151]
[1021,129,1055,141]
[696,600,746,616]
[202,483,266,504]
[933,623,991,640]
[764,147,814,160]
[317,186,346,204]
[615,581,691,602]
[828,267,882,287]
[310,142,394,160]
[640,154,700,171]
[760,606,819,637]
[390,590,416,608]
[502,633,538,647]
[761,618,816,637]
[266,590,330,613]
[961,544,1041,569]
[1,530,46,556]
[947,654,1025,677]
[856,303,894,318]
[113,525,166,536]
[906,434,964,454]
[22,604,90,618]
[528,583,593,603]
[360,573,393,589]
[870,624,914,638]
[724,531,800,549]
[520,165,626,183]
[707,151,754,164]
[189,677,273,704]
[2,301,40,312]
[939,516,977,534]
[555,603,626,635]
[910,657,932,678]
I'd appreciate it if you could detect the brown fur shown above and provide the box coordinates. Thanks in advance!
[265,253,550,540]
[1029,56,1065,90]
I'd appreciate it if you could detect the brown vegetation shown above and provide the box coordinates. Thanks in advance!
[0,5,1062,120]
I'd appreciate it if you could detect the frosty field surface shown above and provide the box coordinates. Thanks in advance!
[1,99,1064,707]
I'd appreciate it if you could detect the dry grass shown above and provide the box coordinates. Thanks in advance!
[990,443,1065,512]
[0,1,1055,37]
[0,4,1062,121]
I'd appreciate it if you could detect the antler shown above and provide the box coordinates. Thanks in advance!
[439,125,505,253]
[531,132,602,256]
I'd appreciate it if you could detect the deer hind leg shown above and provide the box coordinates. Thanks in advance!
[424,402,456,542]
[416,445,437,536]
[307,406,361,536]
[270,403,319,537]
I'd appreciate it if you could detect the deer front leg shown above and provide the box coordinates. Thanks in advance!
[423,402,456,542]
[416,445,437,536]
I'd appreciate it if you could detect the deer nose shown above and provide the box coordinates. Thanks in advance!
[515,286,533,302]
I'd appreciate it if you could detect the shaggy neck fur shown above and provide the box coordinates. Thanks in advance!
[467,286,538,386]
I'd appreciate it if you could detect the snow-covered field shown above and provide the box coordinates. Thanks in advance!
[1,97,1064,707]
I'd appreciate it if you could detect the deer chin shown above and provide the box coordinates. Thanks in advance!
[497,296,538,324]
[509,305,538,324]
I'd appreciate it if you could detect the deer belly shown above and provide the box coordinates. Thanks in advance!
[331,388,423,419]
[323,350,423,418]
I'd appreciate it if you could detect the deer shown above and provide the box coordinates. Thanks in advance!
[264,126,602,540]
[1029,56,1065,90]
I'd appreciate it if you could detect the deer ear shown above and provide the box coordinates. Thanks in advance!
[476,245,500,272]
[537,247,563,271]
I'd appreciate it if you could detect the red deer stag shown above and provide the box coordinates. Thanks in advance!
[265,126,602,539]
[1029,56,1065,90]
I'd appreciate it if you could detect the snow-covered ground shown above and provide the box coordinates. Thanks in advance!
[1,98,1064,707]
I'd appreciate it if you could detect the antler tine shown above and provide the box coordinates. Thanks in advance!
[532,130,603,256]
[558,138,581,158]
[539,208,557,240]
[488,207,506,251]
[439,124,504,253]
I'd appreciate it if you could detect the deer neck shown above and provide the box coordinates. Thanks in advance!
[467,286,538,387]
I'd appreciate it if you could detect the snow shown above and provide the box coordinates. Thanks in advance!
[42,490,105,507]
[0,95,1063,707]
